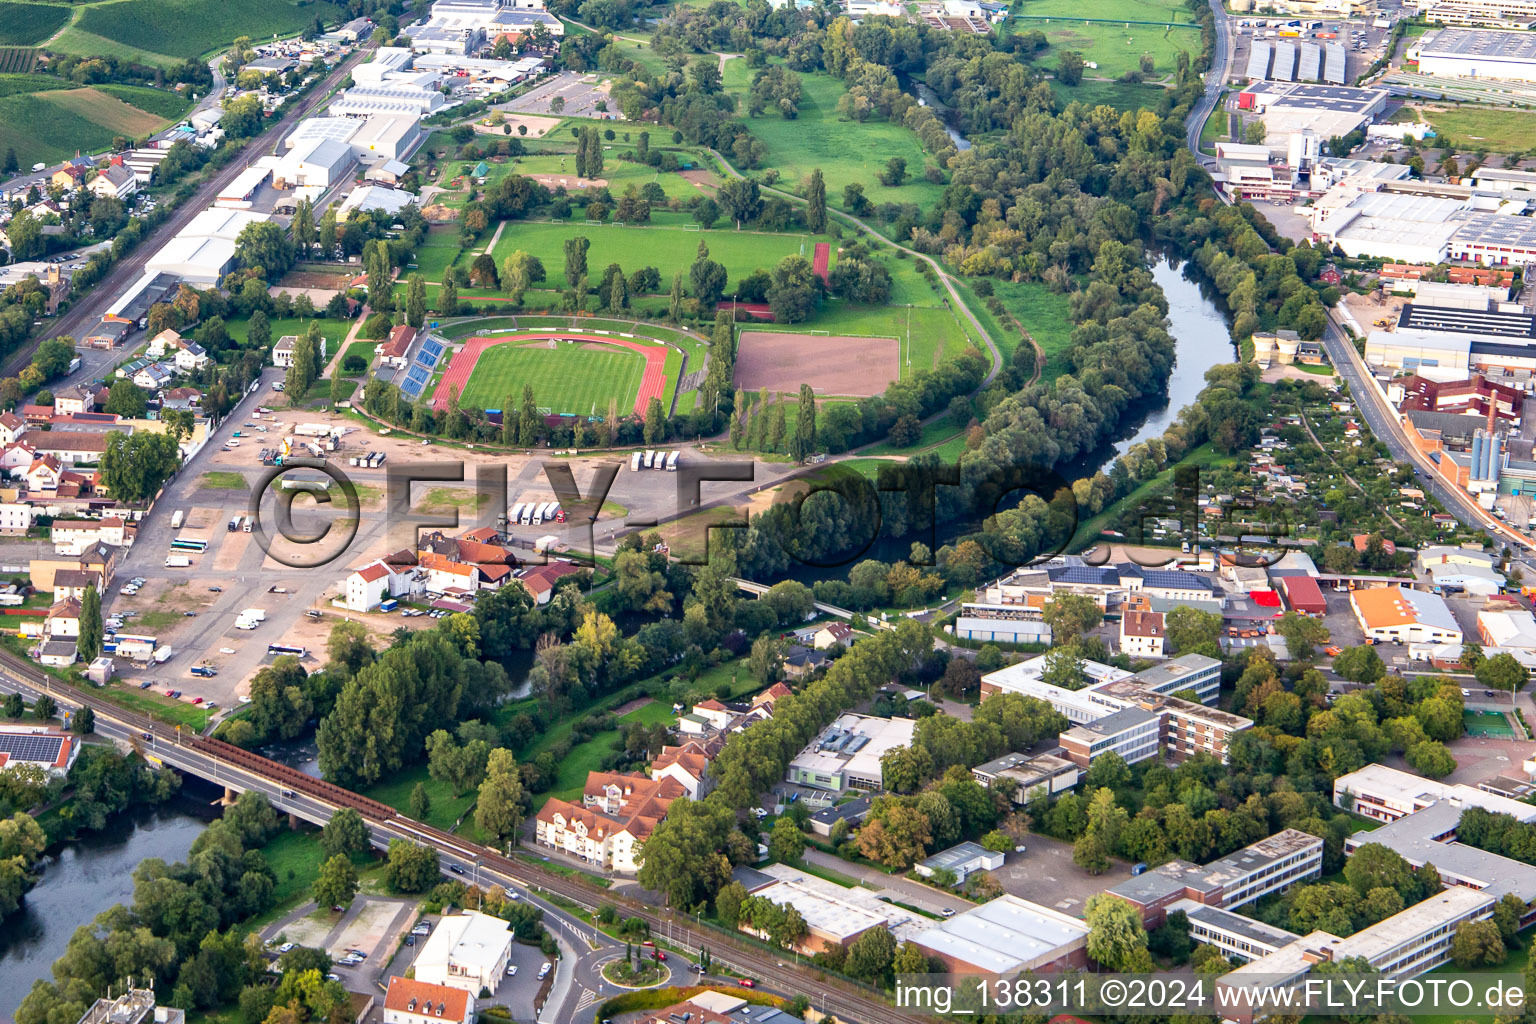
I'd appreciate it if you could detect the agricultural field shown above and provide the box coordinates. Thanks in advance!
[0,2,68,45]
[0,72,192,166]
[727,71,946,212]
[55,0,347,65]
[489,221,835,281]
[453,340,648,417]
[0,48,38,74]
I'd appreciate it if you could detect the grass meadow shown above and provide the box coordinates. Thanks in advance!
[489,221,833,281]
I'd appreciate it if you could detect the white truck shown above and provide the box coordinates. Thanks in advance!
[165,555,191,568]
[171,510,185,529]
[294,423,333,437]
[152,646,173,664]
[630,451,643,472]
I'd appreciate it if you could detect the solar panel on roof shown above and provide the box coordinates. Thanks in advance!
[0,733,63,764]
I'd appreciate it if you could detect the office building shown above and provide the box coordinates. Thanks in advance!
[412,911,513,995]
[1418,0,1536,30]
[1106,829,1324,927]
[786,713,916,792]
[1333,763,1536,822]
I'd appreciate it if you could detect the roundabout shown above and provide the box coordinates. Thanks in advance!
[599,952,673,989]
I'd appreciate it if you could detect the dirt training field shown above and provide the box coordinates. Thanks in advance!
[734,330,900,398]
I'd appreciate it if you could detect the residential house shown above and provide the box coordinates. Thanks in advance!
[54,386,95,416]
[511,560,582,604]
[651,742,713,799]
[1120,609,1167,658]
[813,622,853,649]
[174,342,211,372]
[419,551,479,594]
[88,163,138,200]
[146,329,183,357]
[45,597,80,638]
[534,772,684,873]
[383,977,473,1024]
[273,334,327,368]
[0,413,22,446]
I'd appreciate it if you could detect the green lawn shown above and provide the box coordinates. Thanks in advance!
[454,340,650,417]
[728,71,945,212]
[62,0,347,63]
[99,684,214,731]
[258,827,329,918]
[200,471,248,489]
[991,279,1077,378]
[226,315,352,354]
[0,3,70,45]
[362,762,479,832]
[436,150,707,208]
[1048,77,1172,110]
[530,699,687,810]
[490,221,833,282]
[338,340,375,374]
[1419,106,1536,152]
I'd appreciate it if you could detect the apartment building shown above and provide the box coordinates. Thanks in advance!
[1119,610,1167,658]
[533,772,684,873]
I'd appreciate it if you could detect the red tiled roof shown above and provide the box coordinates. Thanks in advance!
[355,561,391,583]
[384,976,470,1021]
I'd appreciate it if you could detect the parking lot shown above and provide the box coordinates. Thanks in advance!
[506,71,620,119]
[993,832,1134,917]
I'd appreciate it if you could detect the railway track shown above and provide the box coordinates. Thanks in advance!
[0,658,924,1024]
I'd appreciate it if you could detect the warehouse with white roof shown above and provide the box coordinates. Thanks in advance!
[913,895,1090,974]
[274,138,356,189]
[144,208,268,284]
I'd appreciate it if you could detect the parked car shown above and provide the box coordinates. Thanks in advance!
[507,964,518,976]
[537,963,551,980]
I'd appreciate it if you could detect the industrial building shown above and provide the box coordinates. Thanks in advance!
[915,842,1005,884]
[1349,586,1463,644]
[1311,190,1477,262]
[0,726,79,777]
[273,139,356,189]
[970,751,1081,804]
[1414,27,1536,79]
[1469,166,1536,192]
[143,207,268,284]
[1447,211,1536,267]
[1417,0,1536,30]
[911,895,1091,974]
[329,83,447,116]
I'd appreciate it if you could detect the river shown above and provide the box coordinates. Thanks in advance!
[0,798,217,1023]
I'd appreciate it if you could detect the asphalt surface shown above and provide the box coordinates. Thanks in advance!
[1185,0,1232,164]
[2,44,374,382]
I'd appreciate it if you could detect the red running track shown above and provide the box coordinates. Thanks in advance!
[431,333,669,417]
[812,242,830,283]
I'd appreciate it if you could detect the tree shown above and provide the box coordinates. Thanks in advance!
[2,148,15,175]
[1476,652,1528,693]
[405,274,427,328]
[1406,740,1457,778]
[319,808,369,859]
[78,584,102,663]
[1333,645,1385,684]
[234,221,296,280]
[1042,594,1103,644]
[100,432,181,503]
[747,634,784,684]
[690,253,728,308]
[1164,606,1222,657]
[475,748,525,846]
[1085,751,1131,790]
[385,840,440,893]
[518,384,540,447]
[70,706,94,735]
[1084,893,1152,971]
[845,926,896,983]
[104,379,149,418]
[408,782,431,821]
[1343,843,1415,896]
[717,176,763,229]
[31,694,54,720]
[766,254,817,323]
[768,816,805,863]
[805,168,827,234]
[312,854,359,909]
[1275,611,1329,660]
[792,384,817,461]
[563,235,590,286]
[1451,919,1505,968]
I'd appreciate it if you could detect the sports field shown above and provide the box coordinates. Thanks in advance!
[735,330,900,397]
[1015,0,1199,79]
[1465,709,1515,738]
[435,150,709,209]
[490,221,833,281]
[438,333,669,417]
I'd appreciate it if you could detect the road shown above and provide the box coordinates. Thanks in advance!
[0,663,924,1024]
[1184,0,1232,163]
[2,43,374,385]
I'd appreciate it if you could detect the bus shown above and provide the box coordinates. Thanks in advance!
[268,643,308,658]
[170,510,185,529]
[170,537,208,553]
